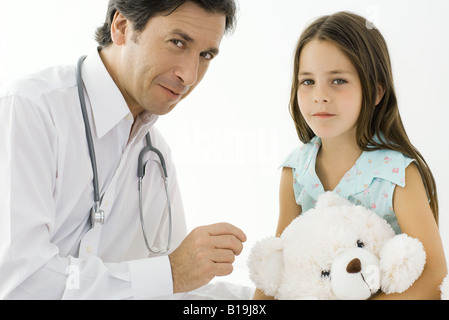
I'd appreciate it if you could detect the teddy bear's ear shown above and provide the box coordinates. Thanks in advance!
[315,191,352,210]
[247,237,284,297]
[440,275,449,300]
[379,234,426,294]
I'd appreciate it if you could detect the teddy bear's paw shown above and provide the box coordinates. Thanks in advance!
[247,237,284,297]
[440,274,449,300]
[379,234,426,294]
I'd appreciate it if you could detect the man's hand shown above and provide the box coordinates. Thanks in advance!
[168,223,247,293]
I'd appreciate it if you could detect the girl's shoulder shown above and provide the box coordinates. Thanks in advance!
[358,148,414,188]
[281,136,320,170]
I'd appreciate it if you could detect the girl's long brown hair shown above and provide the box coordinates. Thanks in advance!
[289,12,439,223]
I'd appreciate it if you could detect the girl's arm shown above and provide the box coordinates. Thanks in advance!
[253,167,302,300]
[372,163,447,300]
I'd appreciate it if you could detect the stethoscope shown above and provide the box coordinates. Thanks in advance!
[76,55,172,254]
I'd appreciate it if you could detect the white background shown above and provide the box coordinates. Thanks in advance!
[1,0,448,288]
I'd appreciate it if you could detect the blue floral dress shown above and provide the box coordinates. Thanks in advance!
[281,136,414,234]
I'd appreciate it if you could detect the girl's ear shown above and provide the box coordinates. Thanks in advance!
[375,83,386,106]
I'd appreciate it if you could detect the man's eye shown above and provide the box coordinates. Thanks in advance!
[201,52,214,61]
[171,39,185,48]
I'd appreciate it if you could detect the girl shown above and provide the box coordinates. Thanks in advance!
[254,11,447,300]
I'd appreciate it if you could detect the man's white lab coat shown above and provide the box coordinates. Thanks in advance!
[0,49,188,299]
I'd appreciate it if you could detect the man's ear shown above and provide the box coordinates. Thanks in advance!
[110,11,129,46]
[375,83,386,106]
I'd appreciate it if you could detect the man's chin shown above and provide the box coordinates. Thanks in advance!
[144,102,179,116]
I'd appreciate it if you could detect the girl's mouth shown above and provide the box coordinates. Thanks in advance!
[313,112,336,119]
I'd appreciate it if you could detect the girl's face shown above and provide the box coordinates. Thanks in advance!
[297,39,363,142]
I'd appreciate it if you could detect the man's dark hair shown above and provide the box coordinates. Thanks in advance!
[95,0,238,48]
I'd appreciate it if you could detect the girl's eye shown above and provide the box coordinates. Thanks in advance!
[300,79,314,86]
[333,79,347,85]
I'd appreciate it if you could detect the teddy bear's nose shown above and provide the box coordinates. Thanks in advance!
[346,258,362,274]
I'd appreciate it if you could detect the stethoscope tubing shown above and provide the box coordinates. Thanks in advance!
[77,56,100,206]
[76,55,172,254]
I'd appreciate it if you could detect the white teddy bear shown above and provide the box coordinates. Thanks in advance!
[248,192,427,300]
[441,275,449,300]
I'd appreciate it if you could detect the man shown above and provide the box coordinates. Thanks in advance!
[0,0,246,299]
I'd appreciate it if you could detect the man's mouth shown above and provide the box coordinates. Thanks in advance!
[159,85,185,99]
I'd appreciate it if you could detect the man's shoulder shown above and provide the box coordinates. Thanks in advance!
[0,64,76,101]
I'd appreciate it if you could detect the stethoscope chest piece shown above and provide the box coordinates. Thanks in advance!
[91,205,105,226]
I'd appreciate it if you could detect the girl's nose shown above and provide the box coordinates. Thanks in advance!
[313,96,330,103]
[313,84,331,104]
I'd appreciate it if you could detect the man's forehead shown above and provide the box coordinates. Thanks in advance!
[158,2,226,38]
[148,4,225,50]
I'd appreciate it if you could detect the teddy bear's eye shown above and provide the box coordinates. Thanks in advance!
[321,270,330,278]
[357,240,365,248]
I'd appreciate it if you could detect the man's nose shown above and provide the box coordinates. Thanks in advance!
[175,55,199,87]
